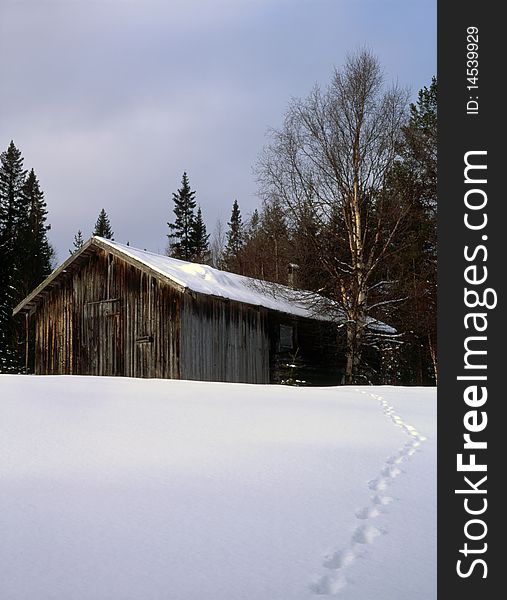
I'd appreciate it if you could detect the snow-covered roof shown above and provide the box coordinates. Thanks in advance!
[96,238,336,321]
[13,236,395,333]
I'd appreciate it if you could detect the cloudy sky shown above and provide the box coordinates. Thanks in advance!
[0,0,436,261]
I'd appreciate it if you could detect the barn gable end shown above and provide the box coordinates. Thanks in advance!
[31,247,181,378]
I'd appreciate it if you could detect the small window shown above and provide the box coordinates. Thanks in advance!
[279,324,293,351]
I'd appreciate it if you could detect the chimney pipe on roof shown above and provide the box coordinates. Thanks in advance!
[287,263,300,289]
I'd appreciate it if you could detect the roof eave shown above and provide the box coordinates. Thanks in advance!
[12,238,96,316]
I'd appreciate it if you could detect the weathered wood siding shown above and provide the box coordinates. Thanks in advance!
[34,278,74,375]
[180,295,270,383]
[34,250,180,378]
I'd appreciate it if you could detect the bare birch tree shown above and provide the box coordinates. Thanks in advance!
[210,219,227,268]
[257,50,409,383]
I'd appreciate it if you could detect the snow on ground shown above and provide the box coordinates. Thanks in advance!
[0,376,436,599]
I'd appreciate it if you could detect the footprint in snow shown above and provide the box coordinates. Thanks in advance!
[368,477,390,492]
[355,506,381,520]
[381,465,402,478]
[387,453,406,465]
[310,572,348,596]
[352,524,385,545]
[372,494,394,506]
[323,548,357,569]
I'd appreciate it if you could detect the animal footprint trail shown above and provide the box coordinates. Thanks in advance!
[309,389,428,596]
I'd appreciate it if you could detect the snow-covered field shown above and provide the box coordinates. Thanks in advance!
[0,376,436,599]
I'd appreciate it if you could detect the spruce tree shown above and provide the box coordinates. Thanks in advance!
[0,142,55,373]
[259,198,290,283]
[70,230,85,254]
[380,77,437,384]
[290,203,324,291]
[223,199,245,272]
[248,209,260,237]
[0,141,26,238]
[0,141,27,372]
[167,172,197,260]
[192,206,210,263]
[93,209,114,239]
[238,209,263,279]
[17,169,53,299]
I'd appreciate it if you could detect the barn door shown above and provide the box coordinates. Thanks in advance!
[135,334,154,378]
[133,277,155,378]
[83,299,121,375]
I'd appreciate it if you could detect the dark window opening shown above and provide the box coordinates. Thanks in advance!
[279,324,293,351]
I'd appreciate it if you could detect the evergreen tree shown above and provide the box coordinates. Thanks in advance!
[247,209,260,239]
[236,203,294,283]
[93,208,114,239]
[405,76,437,206]
[0,141,26,242]
[192,206,210,263]
[290,203,326,292]
[0,142,55,373]
[238,209,263,278]
[223,200,245,272]
[259,198,290,283]
[374,78,437,384]
[17,169,53,299]
[0,141,27,372]
[360,118,437,384]
[167,172,198,260]
[70,229,85,254]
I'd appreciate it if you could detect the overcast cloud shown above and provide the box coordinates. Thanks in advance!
[0,0,436,261]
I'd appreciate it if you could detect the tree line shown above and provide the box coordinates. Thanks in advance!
[0,50,436,384]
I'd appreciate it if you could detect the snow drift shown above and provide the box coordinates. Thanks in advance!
[0,376,436,599]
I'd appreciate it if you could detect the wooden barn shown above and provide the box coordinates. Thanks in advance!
[13,237,374,384]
